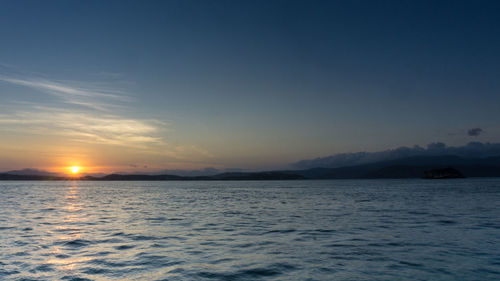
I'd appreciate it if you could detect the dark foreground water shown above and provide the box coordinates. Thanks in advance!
[0,179,499,281]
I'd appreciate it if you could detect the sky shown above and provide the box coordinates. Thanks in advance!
[1,0,500,174]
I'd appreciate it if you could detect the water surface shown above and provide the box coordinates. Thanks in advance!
[1,179,499,280]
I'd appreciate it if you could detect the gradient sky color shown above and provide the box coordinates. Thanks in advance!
[1,0,499,173]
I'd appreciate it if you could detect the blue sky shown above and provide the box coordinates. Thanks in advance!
[0,0,499,173]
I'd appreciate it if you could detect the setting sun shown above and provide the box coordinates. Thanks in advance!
[71,166,80,174]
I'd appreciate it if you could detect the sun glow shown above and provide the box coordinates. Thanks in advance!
[71,166,80,174]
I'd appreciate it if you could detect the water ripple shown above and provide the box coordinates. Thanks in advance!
[0,179,499,280]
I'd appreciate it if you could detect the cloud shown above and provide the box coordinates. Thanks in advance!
[0,109,164,147]
[0,69,212,161]
[0,105,212,161]
[0,72,160,148]
[292,142,500,169]
[0,75,129,110]
[468,127,483,137]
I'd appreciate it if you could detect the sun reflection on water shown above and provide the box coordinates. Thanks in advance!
[46,182,91,272]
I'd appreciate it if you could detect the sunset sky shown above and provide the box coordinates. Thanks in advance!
[1,0,500,174]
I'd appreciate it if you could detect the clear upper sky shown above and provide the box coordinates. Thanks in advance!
[1,0,499,173]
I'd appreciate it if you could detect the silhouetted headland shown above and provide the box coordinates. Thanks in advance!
[422,167,465,179]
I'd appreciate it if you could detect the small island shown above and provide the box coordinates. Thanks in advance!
[422,167,465,179]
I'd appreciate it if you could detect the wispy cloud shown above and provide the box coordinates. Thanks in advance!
[0,72,152,147]
[0,109,164,147]
[0,108,213,160]
[0,69,212,162]
[0,75,129,110]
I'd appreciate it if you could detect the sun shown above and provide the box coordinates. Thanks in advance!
[71,166,80,174]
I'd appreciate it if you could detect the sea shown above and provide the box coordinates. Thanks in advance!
[0,179,499,281]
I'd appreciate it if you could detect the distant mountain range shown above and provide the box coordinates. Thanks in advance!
[292,142,500,169]
[2,155,500,180]
[289,155,500,179]
[4,168,60,177]
[112,167,244,177]
[0,171,304,181]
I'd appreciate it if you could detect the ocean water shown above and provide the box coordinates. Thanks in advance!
[0,179,499,281]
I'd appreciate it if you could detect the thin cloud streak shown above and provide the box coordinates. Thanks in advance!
[0,71,213,162]
[0,72,156,147]
[0,108,212,160]
[0,110,164,147]
[0,75,129,110]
